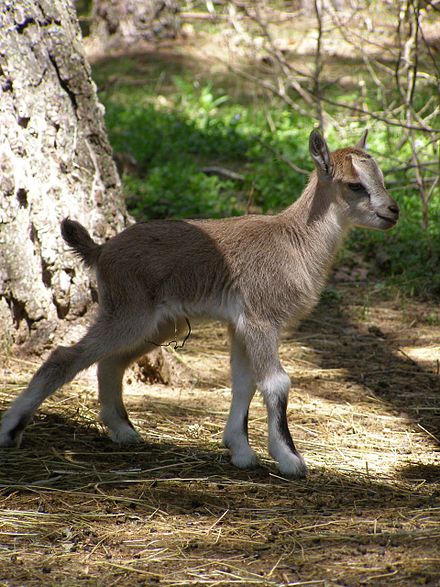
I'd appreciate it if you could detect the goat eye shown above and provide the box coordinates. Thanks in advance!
[348,182,364,192]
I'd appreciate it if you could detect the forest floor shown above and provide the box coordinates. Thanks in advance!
[1,281,440,587]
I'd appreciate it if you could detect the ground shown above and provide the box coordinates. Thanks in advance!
[1,282,439,586]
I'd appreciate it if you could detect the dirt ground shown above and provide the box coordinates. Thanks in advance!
[1,282,439,587]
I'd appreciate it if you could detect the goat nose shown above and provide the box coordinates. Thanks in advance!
[388,204,399,216]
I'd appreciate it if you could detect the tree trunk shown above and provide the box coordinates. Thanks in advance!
[0,0,128,352]
[89,0,180,51]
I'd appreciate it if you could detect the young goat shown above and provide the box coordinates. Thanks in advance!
[0,130,399,477]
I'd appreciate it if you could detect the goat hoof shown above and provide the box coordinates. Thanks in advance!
[0,431,21,449]
[230,448,259,469]
[108,426,142,445]
[277,453,308,479]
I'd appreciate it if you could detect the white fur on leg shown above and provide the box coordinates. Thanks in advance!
[268,422,308,478]
[223,415,259,468]
[223,420,258,468]
[229,444,259,469]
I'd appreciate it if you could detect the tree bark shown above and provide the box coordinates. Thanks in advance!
[0,0,128,352]
[89,0,180,51]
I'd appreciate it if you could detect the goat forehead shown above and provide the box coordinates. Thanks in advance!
[351,155,385,189]
[331,148,370,180]
[331,148,384,187]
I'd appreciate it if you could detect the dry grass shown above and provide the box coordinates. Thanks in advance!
[1,286,440,586]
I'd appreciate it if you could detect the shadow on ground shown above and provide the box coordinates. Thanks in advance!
[288,292,440,456]
[0,403,438,507]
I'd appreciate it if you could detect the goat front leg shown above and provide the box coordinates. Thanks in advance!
[223,326,258,469]
[244,322,308,478]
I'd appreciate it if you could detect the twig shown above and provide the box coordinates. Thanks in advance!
[255,136,310,175]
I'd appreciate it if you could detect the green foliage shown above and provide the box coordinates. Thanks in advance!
[124,165,239,219]
[349,188,440,297]
[94,58,439,299]
[100,72,311,218]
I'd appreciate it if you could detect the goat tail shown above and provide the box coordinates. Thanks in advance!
[61,218,101,268]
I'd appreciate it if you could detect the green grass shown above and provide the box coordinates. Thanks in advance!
[92,55,440,299]
[99,73,311,217]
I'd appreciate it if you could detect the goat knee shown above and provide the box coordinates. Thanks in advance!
[258,370,291,403]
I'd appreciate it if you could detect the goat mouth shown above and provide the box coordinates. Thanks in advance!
[376,213,397,226]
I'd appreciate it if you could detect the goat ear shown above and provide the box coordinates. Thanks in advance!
[356,129,369,150]
[309,129,332,177]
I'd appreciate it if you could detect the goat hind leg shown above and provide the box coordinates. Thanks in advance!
[98,353,142,445]
[0,316,149,448]
[0,341,101,448]
[98,318,188,445]
[98,340,160,445]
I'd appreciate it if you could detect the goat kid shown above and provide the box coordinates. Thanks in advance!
[0,130,399,477]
